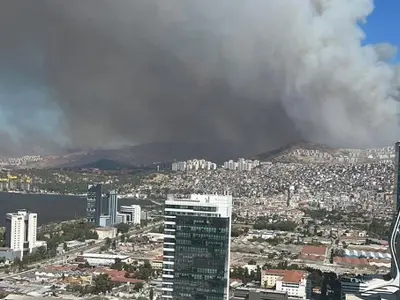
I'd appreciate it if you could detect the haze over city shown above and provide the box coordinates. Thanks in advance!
[0,0,399,158]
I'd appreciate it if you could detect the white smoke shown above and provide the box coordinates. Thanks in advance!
[210,0,400,147]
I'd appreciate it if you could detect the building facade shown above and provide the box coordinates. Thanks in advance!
[107,190,118,225]
[232,288,288,300]
[87,184,102,225]
[162,194,232,300]
[4,210,37,259]
[392,142,400,279]
[359,143,400,298]
[119,205,141,225]
[262,270,311,299]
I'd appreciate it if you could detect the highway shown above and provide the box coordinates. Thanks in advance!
[0,220,163,280]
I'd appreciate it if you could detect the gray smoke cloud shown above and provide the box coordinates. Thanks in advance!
[0,0,399,157]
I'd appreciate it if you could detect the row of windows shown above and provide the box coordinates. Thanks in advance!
[166,205,217,212]
[176,226,227,234]
[176,232,228,240]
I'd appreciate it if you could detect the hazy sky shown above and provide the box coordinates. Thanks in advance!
[0,0,399,157]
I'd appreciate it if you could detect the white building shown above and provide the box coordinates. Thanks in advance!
[223,158,260,171]
[78,253,130,266]
[262,269,311,299]
[171,159,217,171]
[162,194,232,299]
[95,227,117,240]
[119,205,141,225]
[4,210,37,259]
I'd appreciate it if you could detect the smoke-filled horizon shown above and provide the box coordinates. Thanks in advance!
[0,0,399,157]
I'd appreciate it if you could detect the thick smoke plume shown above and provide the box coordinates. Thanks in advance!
[0,0,399,156]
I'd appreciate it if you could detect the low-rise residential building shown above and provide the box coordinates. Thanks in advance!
[262,270,311,300]
[76,253,130,266]
[276,270,311,300]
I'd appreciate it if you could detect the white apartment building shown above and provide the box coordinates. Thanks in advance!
[263,270,311,300]
[119,205,141,225]
[171,159,217,171]
[223,159,260,171]
[5,210,37,259]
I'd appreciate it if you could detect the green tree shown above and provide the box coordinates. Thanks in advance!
[133,282,144,291]
[150,288,154,300]
[93,274,113,294]
[116,223,130,234]
[104,238,112,248]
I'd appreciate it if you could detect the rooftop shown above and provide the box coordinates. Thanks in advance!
[264,269,288,276]
[282,271,306,284]
[80,253,129,259]
[301,245,327,256]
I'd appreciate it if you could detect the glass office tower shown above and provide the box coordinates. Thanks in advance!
[392,142,400,279]
[162,194,232,300]
[107,190,118,225]
[86,184,102,225]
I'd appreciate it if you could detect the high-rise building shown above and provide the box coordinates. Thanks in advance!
[4,210,37,259]
[391,142,400,279]
[87,184,102,225]
[162,194,232,300]
[119,205,141,225]
[107,190,118,225]
[358,143,400,298]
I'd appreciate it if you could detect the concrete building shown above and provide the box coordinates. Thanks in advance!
[116,212,128,224]
[262,270,288,288]
[99,215,111,227]
[77,253,130,266]
[4,210,37,259]
[87,184,102,225]
[107,190,118,225]
[119,205,141,225]
[95,227,117,240]
[262,270,311,299]
[275,270,311,300]
[162,194,233,300]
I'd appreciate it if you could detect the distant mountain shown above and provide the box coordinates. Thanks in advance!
[33,141,260,169]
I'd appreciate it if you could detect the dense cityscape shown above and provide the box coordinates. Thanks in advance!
[0,143,397,300]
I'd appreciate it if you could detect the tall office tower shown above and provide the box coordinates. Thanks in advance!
[5,210,37,259]
[361,142,400,298]
[87,184,102,225]
[162,194,233,300]
[391,142,400,279]
[107,190,118,225]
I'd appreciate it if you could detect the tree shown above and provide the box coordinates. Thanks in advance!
[116,223,130,234]
[248,259,257,265]
[136,260,153,280]
[111,258,123,271]
[104,238,112,248]
[133,282,144,291]
[93,273,113,294]
[150,288,154,300]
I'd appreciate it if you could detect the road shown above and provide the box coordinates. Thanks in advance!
[0,221,163,280]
